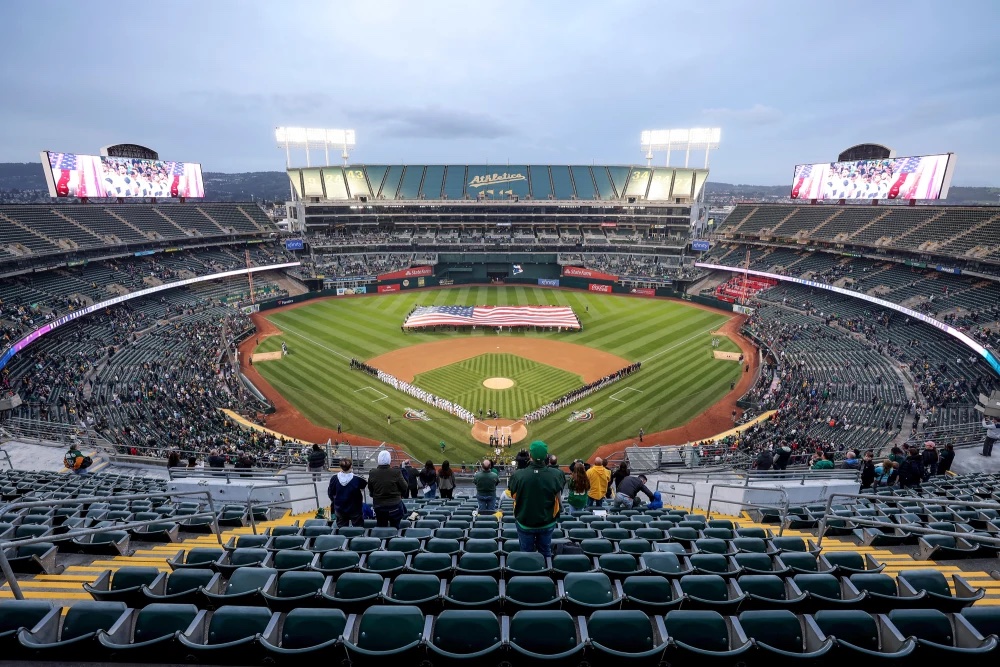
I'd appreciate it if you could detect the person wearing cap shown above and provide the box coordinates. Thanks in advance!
[507,441,565,557]
[367,450,408,527]
[474,459,500,512]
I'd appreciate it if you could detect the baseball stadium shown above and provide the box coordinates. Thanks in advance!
[2,133,1000,661]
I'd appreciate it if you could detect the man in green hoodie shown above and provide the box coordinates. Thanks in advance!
[507,441,565,557]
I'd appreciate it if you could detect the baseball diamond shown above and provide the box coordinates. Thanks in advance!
[248,285,747,464]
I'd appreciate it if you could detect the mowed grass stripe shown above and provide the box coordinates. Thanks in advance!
[255,287,740,464]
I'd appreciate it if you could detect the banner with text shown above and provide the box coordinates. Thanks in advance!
[378,266,433,282]
[377,284,400,294]
[538,278,560,287]
[589,283,612,293]
[629,287,656,296]
[563,265,618,282]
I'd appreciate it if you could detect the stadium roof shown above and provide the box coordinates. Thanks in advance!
[287,164,708,202]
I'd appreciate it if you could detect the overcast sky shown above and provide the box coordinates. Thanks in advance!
[2,0,998,185]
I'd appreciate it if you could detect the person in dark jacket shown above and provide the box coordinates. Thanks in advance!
[899,451,924,488]
[308,444,327,480]
[474,459,500,512]
[612,474,654,509]
[612,463,630,491]
[772,445,791,470]
[920,441,939,478]
[400,460,419,498]
[755,449,773,471]
[937,444,955,476]
[859,452,876,489]
[418,461,439,498]
[327,457,367,527]
[507,441,565,557]
[367,450,408,527]
[207,449,226,470]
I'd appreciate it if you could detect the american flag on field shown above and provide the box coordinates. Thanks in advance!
[404,305,580,329]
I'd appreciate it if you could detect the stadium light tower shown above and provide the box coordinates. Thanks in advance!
[641,128,721,169]
[274,127,356,167]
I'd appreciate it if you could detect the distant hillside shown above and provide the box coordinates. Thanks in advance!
[0,162,996,205]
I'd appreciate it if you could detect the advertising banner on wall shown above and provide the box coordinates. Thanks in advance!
[377,266,433,282]
[691,240,710,251]
[538,278,560,287]
[377,284,400,294]
[629,287,656,296]
[589,283,612,293]
[285,239,304,250]
[335,286,368,296]
[563,266,618,282]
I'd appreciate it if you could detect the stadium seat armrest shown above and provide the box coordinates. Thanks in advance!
[84,569,112,593]
[895,577,919,597]
[320,577,336,597]
[576,615,589,644]
[801,615,830,652]
[498,579,507,597]
[612,579,625,601]
[727,615,751,648]
[500,614,510,646]
[841,577,864,599]
[99,608,136,645]
[261,612,282,645]
[261,574,280,596]
[180,610,209,641]
[27,606,62,638]
[953,574,984,600]
[876,613,910,651]
[380,578,391,598]
[864,554,884,572]
[421,615,434,643]
[652,614,669,645]
[438,579,447,597]
[953,612,995,649]
[556,579,566,600]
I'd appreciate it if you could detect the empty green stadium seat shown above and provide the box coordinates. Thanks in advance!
[260,608,347,657]
[345,606,425,665]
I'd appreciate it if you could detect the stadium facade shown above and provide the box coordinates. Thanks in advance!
[285,164,710,289]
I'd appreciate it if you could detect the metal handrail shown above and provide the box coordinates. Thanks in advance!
[0,489,224,600]
[815,492,1000,548]
[743,469,861,486]
[706,483,789,535]
[654,480,696,514]
[0,448,11,470]
[244,481,321,535]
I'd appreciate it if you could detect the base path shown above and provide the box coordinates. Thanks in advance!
[369,338,629,384]
[590,314,759,462]
[471,419,528,445]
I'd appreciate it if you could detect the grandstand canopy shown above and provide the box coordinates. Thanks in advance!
[100,143,159,160]
[287,164,708,203]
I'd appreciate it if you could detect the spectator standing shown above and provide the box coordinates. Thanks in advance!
[368,450,408,528]
[921,441,939,478]
[474,460,499,512]
[167,450,181,469]
[207,449,226,470]
[810,452,834,470]
[308,443,327,481]
[507,441,565,557]
[613,473,654,510]
[400,460,419,498]
[772,445,791,471]
[859,452,876,490]
[755,449,773,471]
[982,417,999,457]
[612,462,630,492]
[419,460,438,498]
[938,444,955,476]
[899,450,924,489]
[566,462,590,511]
[586,458,611,507]
[438,461,455,499]
[327,457,367,527]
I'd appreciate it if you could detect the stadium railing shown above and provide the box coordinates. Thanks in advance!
[705,483,790,532]
[0,417,114,453]
[815,493,1000,549]
[904,422,985,449]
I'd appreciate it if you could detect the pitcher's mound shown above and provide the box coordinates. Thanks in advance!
[483,377,515,389]
[472,419,528,445]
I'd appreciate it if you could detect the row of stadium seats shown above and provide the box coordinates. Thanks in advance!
[4,601,997,664]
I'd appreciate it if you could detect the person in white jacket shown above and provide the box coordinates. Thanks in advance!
[983,417,999,457]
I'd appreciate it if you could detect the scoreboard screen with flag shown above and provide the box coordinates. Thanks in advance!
[512,264,524,275]
[40,151,205,198]
[790,153,954,200]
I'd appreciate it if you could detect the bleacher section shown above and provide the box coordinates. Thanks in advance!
[0,203,273,261]
[1,469,999,664]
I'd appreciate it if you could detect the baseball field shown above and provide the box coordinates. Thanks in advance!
[249,286,745,464]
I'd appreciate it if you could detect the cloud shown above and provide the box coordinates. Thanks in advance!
[357,105,516,140]
[702,103,783,126]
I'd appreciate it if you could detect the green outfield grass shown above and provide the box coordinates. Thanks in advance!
[414,353,583,420]
[253,286,742,464]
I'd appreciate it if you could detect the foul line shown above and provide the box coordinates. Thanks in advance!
[641,323,724,364]
[269,320,353,361]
